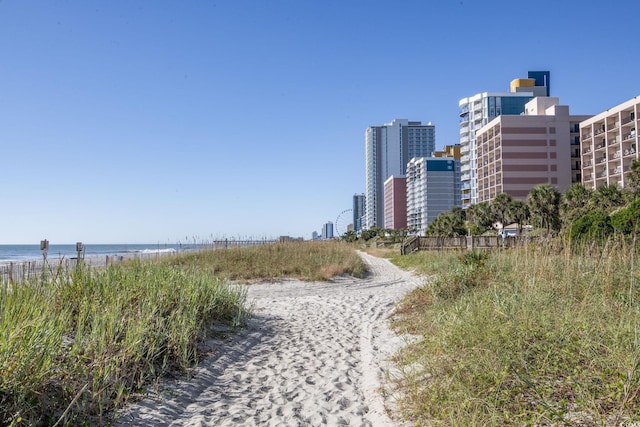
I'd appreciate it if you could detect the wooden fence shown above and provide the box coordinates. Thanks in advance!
[401,235,534,254]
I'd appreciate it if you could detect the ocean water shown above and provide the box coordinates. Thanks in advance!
[0,243,186,264]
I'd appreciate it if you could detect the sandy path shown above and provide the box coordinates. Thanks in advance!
[114,251,421,426]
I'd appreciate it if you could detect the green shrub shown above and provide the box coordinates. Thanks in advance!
[611,198,640,235]
[459,249,489,269]
[569,210,613,241]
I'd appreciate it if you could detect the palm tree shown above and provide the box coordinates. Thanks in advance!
[491,193,513,229]
[589,183,626,213]
[466,202,494,235]
[506,199,530,235]
[527,184,561,235]
[427,212,464,237]
[626,159,640,198]
[560,183,592,226]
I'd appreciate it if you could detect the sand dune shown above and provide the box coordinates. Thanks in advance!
[114,251,421,426]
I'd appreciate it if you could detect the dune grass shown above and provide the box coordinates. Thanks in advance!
[388,240,640,425]
[0,240,364,426]
[163,240,367,282]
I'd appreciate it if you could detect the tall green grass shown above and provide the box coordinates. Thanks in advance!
[0,261,248,426]
[390,241,640,425]
[0,240,364,426]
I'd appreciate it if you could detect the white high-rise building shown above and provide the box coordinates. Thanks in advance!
[459,71,550,208]
[365,119,435,229]
[406,157,457,235]
[580,96,639,190]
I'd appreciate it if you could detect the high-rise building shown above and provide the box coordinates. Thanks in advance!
[580,96,639,190]
[383,176,407,230]
[406,157,457,235]
[365,119,435,229]
[459,71,550,208]
[433,144,462,210]
[352,193,365,232]
[475,97,592,202]
[321,222,334,240]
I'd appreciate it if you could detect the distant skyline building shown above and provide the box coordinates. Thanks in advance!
[406,157,457,235]
[383,176,407,230]
[580,96,639,190]
[459,71,551,208]
[475,97,591,203]
[321,221,334,240]
[352,193,365,232]
[365,119,435,229]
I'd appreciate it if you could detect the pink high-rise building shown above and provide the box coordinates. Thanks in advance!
[475,97,591,202]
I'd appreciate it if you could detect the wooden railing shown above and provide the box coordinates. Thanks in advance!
[400,235,533,254]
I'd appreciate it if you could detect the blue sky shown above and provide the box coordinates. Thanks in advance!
[1,1,639,243]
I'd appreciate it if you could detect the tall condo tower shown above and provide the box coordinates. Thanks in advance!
[352,193,365,232]
[365,119,435,229]
[459,71,550,208]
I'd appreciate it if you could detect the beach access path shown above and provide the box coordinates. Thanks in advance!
[114,251,422,426]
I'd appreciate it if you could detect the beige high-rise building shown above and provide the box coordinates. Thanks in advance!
[580,97,639,189]
[476,97,591,202]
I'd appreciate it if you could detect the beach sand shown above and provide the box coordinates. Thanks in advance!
[113,251,421,426]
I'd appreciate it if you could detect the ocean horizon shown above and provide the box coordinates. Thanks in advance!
[0,239,278,264]
[0,243,190,264]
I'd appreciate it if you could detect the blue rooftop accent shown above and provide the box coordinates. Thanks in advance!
[425,159,454,172]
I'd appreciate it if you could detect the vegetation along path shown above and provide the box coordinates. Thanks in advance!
[114,252,421,426]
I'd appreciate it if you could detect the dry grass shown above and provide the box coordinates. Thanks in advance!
[164,240,366,282]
